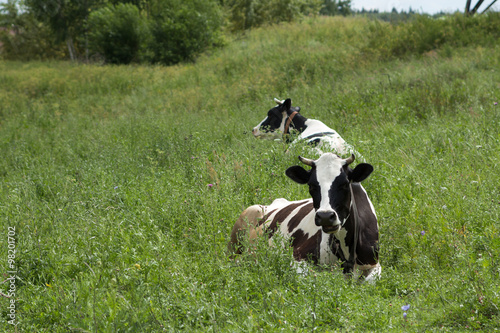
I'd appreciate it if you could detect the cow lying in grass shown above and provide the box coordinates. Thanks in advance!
[252,98,359,157]
[229,153,381,282]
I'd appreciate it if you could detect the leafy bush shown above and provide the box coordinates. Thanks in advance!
[144,0,223,65]
[363,12,500,60]
[225,0,322,31]
[87,3,145,64]
[319,0,351,16]
[0,2,65,60]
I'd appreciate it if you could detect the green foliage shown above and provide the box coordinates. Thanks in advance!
[0,1,65,60]
[144,0,224,65]
[225,0,322,31]
[24,0,100,60]
[363,12,500,60]
[1,16,500,331]
[85,0,224,65]
[320,0,351,16]
[87,3,145,64]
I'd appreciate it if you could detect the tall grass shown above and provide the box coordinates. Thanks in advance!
[1,15,500,331]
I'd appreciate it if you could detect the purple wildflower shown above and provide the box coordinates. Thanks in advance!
[494,102,498,106]
[421,230,425,236]
[401,304,410,311]
[208,184,213,188]
[114,186,119,190]
[403,312,407,319]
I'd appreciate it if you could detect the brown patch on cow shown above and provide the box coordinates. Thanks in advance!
[287,201,314,233]
[266,201,309,238]
[258,208,278,227]
[291,229,322,264]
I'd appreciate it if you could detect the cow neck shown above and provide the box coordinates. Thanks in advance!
[283,111,307,139]
[283,111,298,136]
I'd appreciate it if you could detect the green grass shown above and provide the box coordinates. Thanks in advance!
[1,15,500,331]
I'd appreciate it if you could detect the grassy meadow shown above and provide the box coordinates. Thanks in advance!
[1,15,500,331]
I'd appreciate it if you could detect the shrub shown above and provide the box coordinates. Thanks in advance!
[144,0,223,65]
[0,3,65,60]
[87,3,145,64]
[225,0,322,31]
[362,12,500,60]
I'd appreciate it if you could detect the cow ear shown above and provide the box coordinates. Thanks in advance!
[286,166,310,184]
[283,98,292,111]
[348,163,373,183]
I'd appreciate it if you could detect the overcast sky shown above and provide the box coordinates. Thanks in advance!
[351,0,500,14]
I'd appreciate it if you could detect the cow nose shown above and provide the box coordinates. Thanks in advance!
[252,128,258,136]
[315,211,337,227]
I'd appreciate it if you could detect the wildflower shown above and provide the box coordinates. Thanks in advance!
[401,304,410,320]
[421,230,425,236]
[114,186,119,189]
[208,184,213,188]
[494,102,498,106]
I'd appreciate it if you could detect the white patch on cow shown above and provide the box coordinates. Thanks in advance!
[335,228,351,262]
[314,153,344,227]
[319,234,337,265]
[290,119,360,159]
[278,201,313,237]
[358,263,382,283]
[263,199,312,248]
[267,198,293,211]
[291,209,317,239]
[300,119,337,138]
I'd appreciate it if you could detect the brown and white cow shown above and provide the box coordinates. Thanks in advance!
[228,153,380,281]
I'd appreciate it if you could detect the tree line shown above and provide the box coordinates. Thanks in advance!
[0,0,354,64]
[0,0,496,64]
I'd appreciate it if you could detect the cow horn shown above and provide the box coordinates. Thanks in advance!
[345,154,355,165]
[274,98,284,105]
[298,156,314,166]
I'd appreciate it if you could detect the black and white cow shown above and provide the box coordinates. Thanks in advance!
[252,98,358,157]
[228,153,380,281]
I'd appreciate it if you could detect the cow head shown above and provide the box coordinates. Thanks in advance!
[285,153,373,234]
[252,98,301,139]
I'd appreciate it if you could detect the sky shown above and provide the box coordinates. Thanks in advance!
[351,0,500,14]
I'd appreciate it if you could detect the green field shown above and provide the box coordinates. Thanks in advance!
[1,15,500,331]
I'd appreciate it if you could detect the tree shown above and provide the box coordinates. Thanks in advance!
[226,0,322,31]
[24,0,101,61]
[87,3,145,64]
[320,0,351,16]
[145,0,223,65]
[0,0,64,60]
